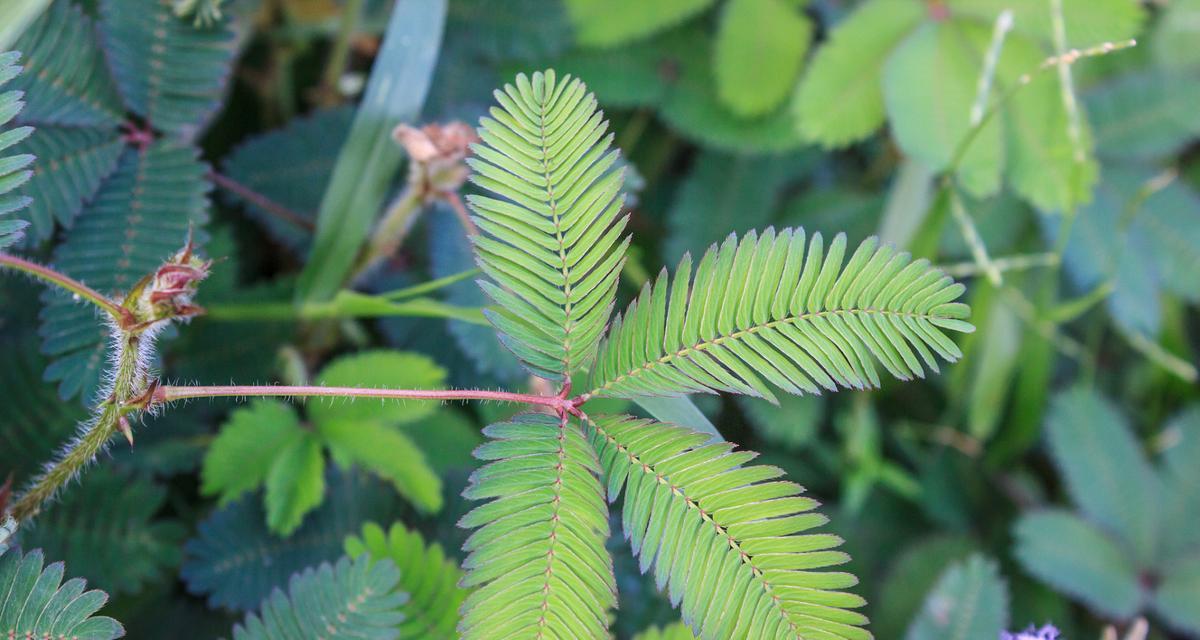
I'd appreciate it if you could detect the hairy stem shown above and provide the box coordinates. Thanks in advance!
[155,384,577,412]
[0,253,127,321]
[9,329,148,522]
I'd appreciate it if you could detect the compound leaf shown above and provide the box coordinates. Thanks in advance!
[319,420,442,514]
[458,413,615,639]
[905,554,1008,640]
[345,521,468,639]
[589,228,973,402]
[310,350,447,427]
[0,548,124,640]
[714,0,812,118]
[467,70,631,381]
[0,51,32,249]
[264,432,326,536]
[586,414,869,639]
[201,400,305,506]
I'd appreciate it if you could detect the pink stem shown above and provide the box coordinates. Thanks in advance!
[209,172,316,232]
[155,384,576,412]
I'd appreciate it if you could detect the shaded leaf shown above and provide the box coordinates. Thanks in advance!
[714,0,812,118]
[905,554,1008,640]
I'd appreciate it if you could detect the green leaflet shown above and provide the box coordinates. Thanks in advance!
[564,0,714,47]
[345,522,468,640]
[633,622,698,640]
[18,468,185,596]
[1014,510,1143,619]
[14,127,123,241]
[585,414,868,639]
[230,555,406,640]
[467,70,631,381]
[793,0,925,147]
[458,413,615,639]
[713,0,812,118]
[201,350,449,533]
[882,21,1003,198]
[873,535,979,640]
[589,228,973,402]
[0,51,32,249]
[905,554,1009,640]
[1044,388,1160,565]
[946,0,1144,48]
[1086,70,1200,161]
[0,548,124,640]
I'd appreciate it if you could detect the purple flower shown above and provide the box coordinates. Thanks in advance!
[1001,625,1060,640]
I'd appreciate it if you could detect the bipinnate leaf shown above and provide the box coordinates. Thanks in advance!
[264,432,326,535]
[1013,510,1142,619]
[0,548,124,639]
[589,228,973,402]
[905,554,1008,640]
[345,522,468,639]
[1044,388,1160,564]
[585,413,869,639]
[230,555,406,640]
[793,0,924,147]
[0,51,32,249]
[467,70,631,381]
[458,413,615,639]
[714,0,812,118]
[564,0,715,47]
[202,400,305,506]
[14,126,123,241]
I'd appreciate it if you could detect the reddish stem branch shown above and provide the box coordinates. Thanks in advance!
[155,384,579,412]
[0,253,129,322]
[209,171,316,232]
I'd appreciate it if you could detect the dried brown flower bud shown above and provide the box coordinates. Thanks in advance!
[127,233,212,328]
[393,122,478,194]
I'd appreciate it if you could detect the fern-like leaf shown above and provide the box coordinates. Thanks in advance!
[0,548,124,640]
[467,69,630,381]
[588,228,973,402]
[100,0,235,139]
[15,126,124,241]
[585,413,869,640]
[0,51,32,249]
[39,142,209,402]
[458,413,615,639]
[230,555,406,640]
[9,2,124,128]
[345,522,468,639]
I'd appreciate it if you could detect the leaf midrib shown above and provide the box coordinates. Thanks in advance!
[589,306,944,397]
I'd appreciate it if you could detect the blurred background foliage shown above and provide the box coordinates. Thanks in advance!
[0,0,1197,637]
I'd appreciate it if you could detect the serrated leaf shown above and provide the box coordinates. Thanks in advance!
[664,150,811,262]
[39,142,209,403]
[905,554,1008,640]
[793,0,924,147]
[184,469,400,611]
[230,555,406,640]
[319,420,442,514]
[947,0,1144,49]
[10,2,124,128]
[1153,552,1200,636]
[310,350,447,426]
[875,535,979,640]
[13,125,123,241]
[1087,70,1200,161]
[18,468,185,595]
[202,400,305,505]
[564,0,714,47]
[220,107,352,256]
[345,522,468,639]
[100,0,235,138]
[1160,407,1200,559]
[264,432,326,535]
[1044,388,1160,564]
[714,0,812,118]
[883,21,1003,198]
[0,548,124,640]
[1013,510,1143,618]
